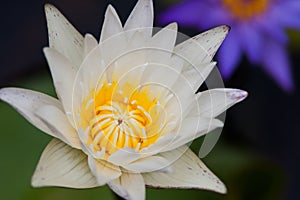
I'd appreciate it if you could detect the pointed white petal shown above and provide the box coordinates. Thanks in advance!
[108,172,145,200]
[124,155,171,173]
[101,31,128,67]
[83,34,98,57]
[88,156,122,186]
[100,5,123,43]
[113,23,178,83]
[32,139,98,188]
[143,146,226,193]
[149,23,178,59]
[111,31,147,82]
[43,47,77,125]
[174,26,229,92]
[124,0,153,38]
[74,33,127,97]
[0,87,65,136]
[174,25,229,68]
[35,105,80,149]
[45,4,84,68]
[192,25,230,59]
[188,88,248,118]
[129,25,179,87]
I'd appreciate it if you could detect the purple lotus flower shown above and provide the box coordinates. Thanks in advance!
[159,0,300,91]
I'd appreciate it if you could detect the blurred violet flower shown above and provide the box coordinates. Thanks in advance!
[159,0,300,91]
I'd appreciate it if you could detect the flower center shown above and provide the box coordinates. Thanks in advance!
[222,0,269,20]
[80,81,165,158]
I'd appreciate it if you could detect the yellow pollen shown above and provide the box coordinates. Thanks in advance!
[80,81,162,158]
[222,0,269,20]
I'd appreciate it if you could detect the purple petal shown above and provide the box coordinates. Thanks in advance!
[270,2,300,29]
[238,23,264,64]
[278,0,300,15]
[194,6,232,29]
[158,0,232,30]
[256,16,289,44]
[262,41,294,92]
[217,29,242,79]
[158,0,204,26]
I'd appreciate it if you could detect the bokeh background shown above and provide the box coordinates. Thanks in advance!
[0,0,299,199]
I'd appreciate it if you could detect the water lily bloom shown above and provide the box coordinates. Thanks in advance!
[0,0,247,199]
[159,0,300,92]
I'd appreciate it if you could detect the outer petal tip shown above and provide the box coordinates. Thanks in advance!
[42,47,50,54]
[214,118,225,128]
[0,88,14,101]
[0,88,5,99]
[224,25,231,32]
[106,4,114,12]
[167,22,178,29]
[44,4,59,15]
[31,174,44,188]
[227,89,248,102]
[220,184,227,194]
[216,25,230,36]
[44,3,53,11]
[105,4,119,18]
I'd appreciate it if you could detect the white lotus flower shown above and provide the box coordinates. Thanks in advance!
[0,0,248,199]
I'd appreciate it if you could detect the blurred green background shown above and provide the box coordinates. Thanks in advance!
[0,0,299,199]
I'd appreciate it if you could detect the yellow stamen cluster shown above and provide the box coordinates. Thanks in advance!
[81,82,163,158]
[222,0,269,20]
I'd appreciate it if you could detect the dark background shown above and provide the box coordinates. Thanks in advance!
[0,0,299,199]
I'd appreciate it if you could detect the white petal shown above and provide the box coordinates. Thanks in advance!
[114,23,179,83]
[78,128,106,159]
[166,72,197,114]
[35,105,80,149]
[143,146,226,193]
[32,139,98,188]
[108,172,145,200]
[45,4,84,68]
[72,46,107,116]
[108,148,140,166]
[0,87,64,136]
[124,0,153,38]
[88,156,122,186]
[141,117,223,154]
[74,33,127,94]
[174,26,229,97]
[188,88,248,118]
[43,47,77,125]
[102,31,128,67]
[83,34,98,58]
[112,31,147,82]
[180,62,216,93]
[174,25,229,68]
[147,23,178,65]
[100,5,123,43]
[168,117,223,150]
[140,63,181,91]
[174,26,229,94]
[192,25,230,59]
[124,155,172,173]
